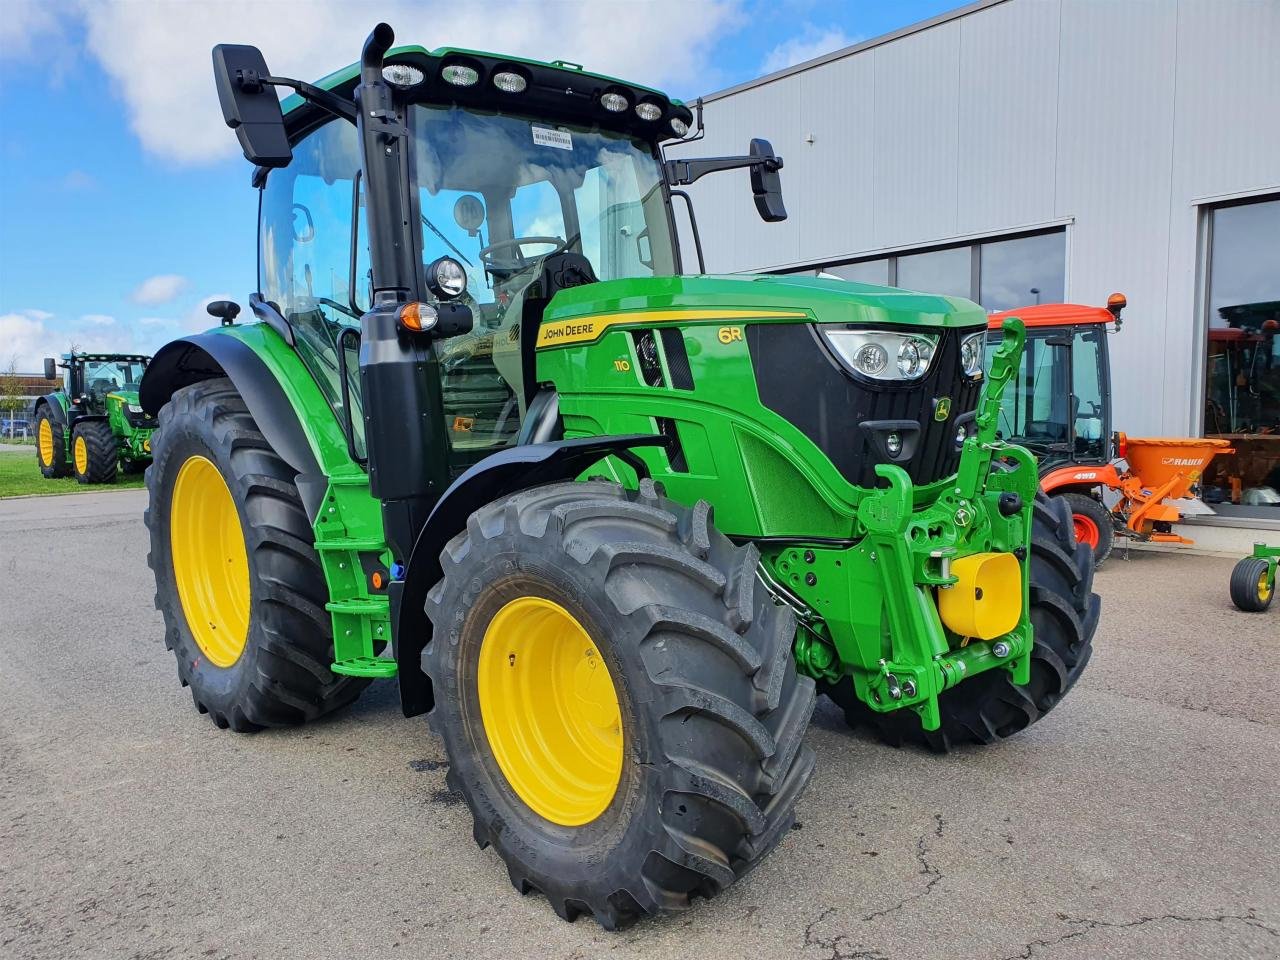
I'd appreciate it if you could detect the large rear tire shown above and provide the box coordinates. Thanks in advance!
[34,407,69,478]
[825,493,1099,752]
[72,420,118,484]
[145,377,369,731]
[425,479,816,928]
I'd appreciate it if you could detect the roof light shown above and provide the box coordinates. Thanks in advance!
[600,91,629,113]
[1107,292,1127,316]
[398,302,439,333]
[669,116,689,137]
[381,63,424,88]
[441,63,480,87]
[426,257,468,300]
[492,70,527,93]
[635,101,662,122]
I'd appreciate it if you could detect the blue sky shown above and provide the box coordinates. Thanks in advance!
[0,0,959,371]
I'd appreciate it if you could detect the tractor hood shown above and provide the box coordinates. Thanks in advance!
[546,273,987,330]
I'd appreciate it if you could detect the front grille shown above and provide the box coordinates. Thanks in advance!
[125,409,157,429]
[748,324,984,488]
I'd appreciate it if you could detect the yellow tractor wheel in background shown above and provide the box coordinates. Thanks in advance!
[71,420,119,484]
[33,408,69,478]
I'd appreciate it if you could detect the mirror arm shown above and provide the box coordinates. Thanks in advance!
[664,154,782,187]
[262,75,357,123]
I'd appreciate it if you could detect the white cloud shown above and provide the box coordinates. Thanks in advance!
[129,273,190,306]
[0,0,72,63]
[74,0,739,165]
[761,24,860,75]
[137,316,177,329]
[0,312,54,371]
[20,308,54,322]
[81,313,115,326]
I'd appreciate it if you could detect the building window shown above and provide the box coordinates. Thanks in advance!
[1201,195,1280,509]
[795,228,1065,313]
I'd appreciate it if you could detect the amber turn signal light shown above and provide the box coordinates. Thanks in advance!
[398,302,439,332]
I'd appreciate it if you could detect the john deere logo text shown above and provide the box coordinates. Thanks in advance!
[934,397,952,422]
[717,326,744,344]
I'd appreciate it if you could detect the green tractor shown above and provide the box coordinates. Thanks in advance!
[33,353,156,483]
[139,25,1099,928]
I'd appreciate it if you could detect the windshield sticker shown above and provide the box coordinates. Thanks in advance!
[532,125,573,151]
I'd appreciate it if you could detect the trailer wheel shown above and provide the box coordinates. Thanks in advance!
[1229,557,1274,612]
[34,407,69,478]
[145,377,370,731]
[72,420,119,484]
[425,479,816,928]
[825,492,1099,752]
[1060,491,1114,566]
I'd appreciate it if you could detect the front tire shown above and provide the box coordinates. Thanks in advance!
[145,377,369,731]
[1060,491,1114,566]
[34,408,69,478]
[72,420,118,484]
[826,493,1100,752]
[1230,557,1274,612]
[425,479,816,928]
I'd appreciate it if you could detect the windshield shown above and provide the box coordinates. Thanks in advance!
[987,326,1107,467]
[82,359,146,397]
[408,105,677,464]
[410,105,676,308]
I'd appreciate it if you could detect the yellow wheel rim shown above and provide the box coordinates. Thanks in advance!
[477,596,624,826]
[169,455,250,668]
[1260,570,1274,604]
[38,418,53,466]
[73,435,88,475]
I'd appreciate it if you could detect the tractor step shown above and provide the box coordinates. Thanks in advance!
[331,656,398,678]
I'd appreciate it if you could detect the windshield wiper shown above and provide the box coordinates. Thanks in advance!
[421,214,474,267]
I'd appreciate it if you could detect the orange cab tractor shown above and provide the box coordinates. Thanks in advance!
[987,295,1230,565]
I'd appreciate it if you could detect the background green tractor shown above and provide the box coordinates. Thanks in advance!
[33,353,156,483]
[138,25,1099,928]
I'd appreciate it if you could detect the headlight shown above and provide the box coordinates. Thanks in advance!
[820,328,939,382]
[960,331,985,378]
[426,257,468,299]
[127,403,143,413]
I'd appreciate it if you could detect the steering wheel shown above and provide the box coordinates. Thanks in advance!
[479,236,568,274]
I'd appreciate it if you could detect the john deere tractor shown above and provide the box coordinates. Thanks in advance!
[33,353,155,483]
[139,25,1099,928]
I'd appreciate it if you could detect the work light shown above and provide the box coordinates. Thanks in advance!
[492,70,527,93]
[821,328,939,382]
[960,331,985,378]
[600,91,629,113]
[442,63,480,87]
[427,257,468,299]
[382,64,424,88]
[669,117,689,137]
[635,101,662,121]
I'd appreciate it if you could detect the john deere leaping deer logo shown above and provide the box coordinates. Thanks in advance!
[934,397,952,422]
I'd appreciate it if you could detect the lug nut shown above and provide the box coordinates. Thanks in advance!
[805,572,817,586]
[902,679,917,697]
[992,641,1011,658]
[886,674,902,700]
[803,549,816,564]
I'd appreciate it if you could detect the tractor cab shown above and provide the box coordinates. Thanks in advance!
[986,299,1119,478]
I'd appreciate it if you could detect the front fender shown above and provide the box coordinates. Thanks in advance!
[140,331,329,519]
[393,434,668,716]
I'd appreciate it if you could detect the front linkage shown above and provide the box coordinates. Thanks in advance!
[772,318,1038,732]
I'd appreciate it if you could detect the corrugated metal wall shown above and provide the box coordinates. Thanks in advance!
[670,0,1280,436]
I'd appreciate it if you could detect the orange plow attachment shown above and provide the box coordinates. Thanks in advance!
[1115,438,1234,544]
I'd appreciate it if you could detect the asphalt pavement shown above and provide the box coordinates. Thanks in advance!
[2,490,1277,960]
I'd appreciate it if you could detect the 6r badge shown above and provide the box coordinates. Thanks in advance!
[933,397,952,421]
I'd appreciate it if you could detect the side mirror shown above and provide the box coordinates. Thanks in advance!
[212,44,292,168]
[43,358,57,380]
[206,300,242,324]
[748,138,787,223]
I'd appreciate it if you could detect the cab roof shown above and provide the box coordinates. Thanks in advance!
[987,303,1114,330]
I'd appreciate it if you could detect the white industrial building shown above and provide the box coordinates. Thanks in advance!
[672,0,1279,529]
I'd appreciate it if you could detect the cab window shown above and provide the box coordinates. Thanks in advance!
[259,120,369,456]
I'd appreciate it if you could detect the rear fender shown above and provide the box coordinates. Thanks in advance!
[140,333,327,519]
[393,434,669,717]
[1041,463,1121,496]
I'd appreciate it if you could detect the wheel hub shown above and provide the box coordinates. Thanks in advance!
[169,455,250,668]
[476,596,624,826]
